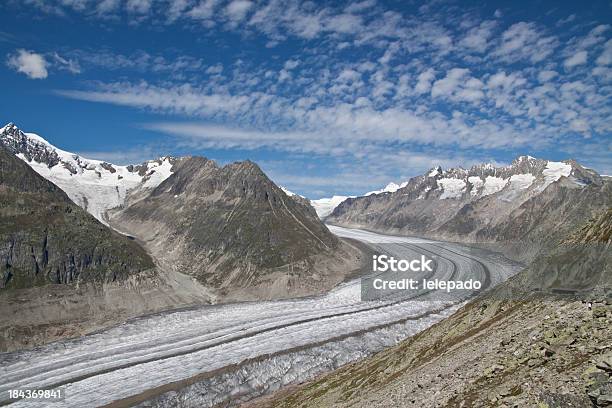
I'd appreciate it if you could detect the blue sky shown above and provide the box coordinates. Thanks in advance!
[1,0,611,198]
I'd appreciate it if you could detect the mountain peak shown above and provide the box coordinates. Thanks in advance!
[1,122,16,132]
[427,166,443,177]
[1,122,25,139]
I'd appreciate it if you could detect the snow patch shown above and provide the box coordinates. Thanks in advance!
[311,195,352,218]
[482,176,508,196]
[437,178,466,199]
[508,173,535,190]
[280,186,295,197]
[417,186,432,200]
[142,158,174,189]
[468,176,483,196]
[542,161,572,184]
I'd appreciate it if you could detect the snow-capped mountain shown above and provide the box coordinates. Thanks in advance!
[310,180,409,218]
[327,155,610,259]
[310,195,354,218]
[0,122,358,301]
[0,123,176,224]
[365,181,409,196]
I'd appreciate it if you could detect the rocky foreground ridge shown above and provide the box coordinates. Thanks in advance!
[248,208,612,408]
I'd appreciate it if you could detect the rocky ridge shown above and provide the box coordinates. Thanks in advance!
[327,155,610,261]
[1,122,363,302]
[248,208,612,408]
[108,155,363,300]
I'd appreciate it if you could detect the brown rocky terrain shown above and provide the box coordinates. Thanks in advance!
[108,156,364,301]
[246,208,612,407]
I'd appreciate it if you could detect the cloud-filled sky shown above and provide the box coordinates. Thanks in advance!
[1,0,610,197]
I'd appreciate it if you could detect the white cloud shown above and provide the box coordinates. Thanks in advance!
[537,70,558,82]
[187,0,218,20]
[414,68,435,95]
[206,63,223,74]
[126,0,152,14]
[569,118,589,134]
[325,13,363,35]
[344,0,376,14]
[556,14,575,26]
[596,39,612,66]
[431,68,469,98]
[576,24,609,50]
[564,50,588,69]
[460,20,496,52]
[493,22,557,63]
[225,0,253,22]
[283,59,299,70]
[6,49,48,79]
[96,0,120,14]
[52,52,81,73]
[167,0,192,22]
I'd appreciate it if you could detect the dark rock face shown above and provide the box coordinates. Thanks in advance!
[0,123,60,168]
[0,146,154,289]
[110,157,339,287]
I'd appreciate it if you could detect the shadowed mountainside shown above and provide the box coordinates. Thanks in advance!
[0,145,154,289]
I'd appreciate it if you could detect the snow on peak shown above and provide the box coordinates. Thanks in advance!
[365,181,408,196]
[310,195,353,218]
[0,122,14,134]
[1,123,175,224]
[427,166,442,177]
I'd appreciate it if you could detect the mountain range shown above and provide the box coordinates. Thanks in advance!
[0,123,361,308]
[2,121,609,362]
[325,155,611,260]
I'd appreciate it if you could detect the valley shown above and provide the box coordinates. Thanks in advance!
[0,226,522,407]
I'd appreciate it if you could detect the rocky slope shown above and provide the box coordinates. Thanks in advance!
[108,156,362,300]
[0,144,209,351]
[0,144,154,289]
[248,208,612,408]
[1,122,364,302]
[328,156,611,261]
